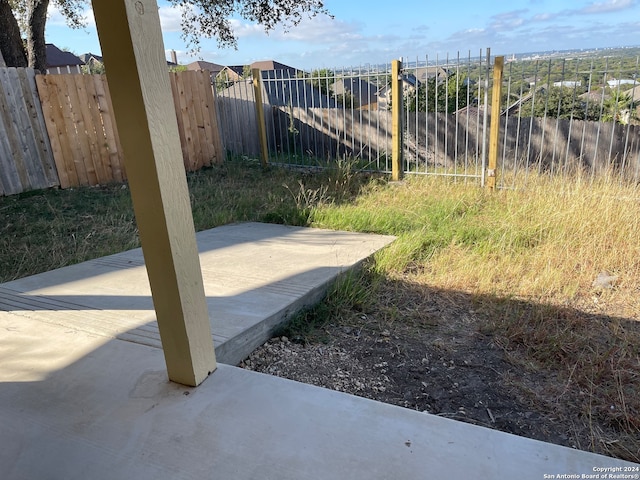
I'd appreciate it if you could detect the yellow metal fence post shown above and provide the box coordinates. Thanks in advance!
[487,56,504,191]
[252,68,269,168]
[391,59,403,181]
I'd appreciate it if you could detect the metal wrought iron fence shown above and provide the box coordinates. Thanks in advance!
[214,49,640,187]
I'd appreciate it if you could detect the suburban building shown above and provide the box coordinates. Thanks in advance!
[45,44,84,74]
[332,77,379,110]
[79,53,105,74]
[216,65,247,87]
[413,66,450,84]
[377,74,419,111]
[553,80,582,88]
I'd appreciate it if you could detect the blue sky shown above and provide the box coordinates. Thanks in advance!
[46,0,640,69]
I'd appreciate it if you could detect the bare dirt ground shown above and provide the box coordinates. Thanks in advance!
[241,275,640,463]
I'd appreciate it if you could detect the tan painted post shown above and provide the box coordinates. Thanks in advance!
[252,68,269,168]
[91,0,216,386]
[487,56,504,191]
[391,60,403,181]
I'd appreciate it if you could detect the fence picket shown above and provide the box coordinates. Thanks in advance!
[97,75,126,182]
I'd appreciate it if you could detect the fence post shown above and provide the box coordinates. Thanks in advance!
[487,56,504,191]
[391,59,403,181]
[252,68,269,168]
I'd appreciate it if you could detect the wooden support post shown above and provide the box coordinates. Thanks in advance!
[487,56,504,191]
[91,0,216,386]
[252,68,269,168]
[391,59,403,181]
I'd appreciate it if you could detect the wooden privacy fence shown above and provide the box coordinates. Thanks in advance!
[169,70,224,171]
[36,73,124,188]
[0,67,59,195]
[34,69,223,190]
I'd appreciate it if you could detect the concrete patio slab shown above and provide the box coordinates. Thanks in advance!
[0,222,395,365]
[1,315,636,479]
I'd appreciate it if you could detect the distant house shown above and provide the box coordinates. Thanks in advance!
[216,60,302,89]
[79,53,104,73]
[553,80,581,88]
[524,76,541,87]
[413,66,450,84]
[332,77,379,110]
[377,74,419,111]
[250,60,300,76]
[45,44,84,74]
[216,65,246,87]
[607,78,637,88]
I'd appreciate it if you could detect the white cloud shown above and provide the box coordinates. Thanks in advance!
[532,12,555,21]
[489,10,528,30]
[46,3,95,28]
[228,19,266,38]
[271,16,363,43]
[581,0,636,14]
[158,5,183,32]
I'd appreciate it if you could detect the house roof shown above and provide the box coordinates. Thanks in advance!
[251,60,298,74]
[187,61,225,76]
[413,66,450,84]
[46,44,84,68]
[226,65,246,76]
[403,74,418,88]
[79,53,103,64]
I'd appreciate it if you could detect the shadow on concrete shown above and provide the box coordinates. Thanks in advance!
[1,300,637,479]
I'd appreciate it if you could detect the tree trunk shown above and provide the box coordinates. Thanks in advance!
[26,0,49,72]
[0,0,27,67]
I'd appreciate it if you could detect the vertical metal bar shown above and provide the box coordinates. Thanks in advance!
[535,60,551,176]
[578,59,594,172]
[391,59,403,180]
[300,67,310,164]
[501,60,512,189]
[444,53,449,173]
[592,58,609,179]
[563,58,581,177]
[414,56,419,173]
[454,51,460,179]
[513,61,525,184]
[475,49,482,179]
[549,59,566,177]
[435,53,440,172]
[425,54,430,174]
[464,50,471,180]
[480,48,490,187]
[252,68,269,168]
[621,56,639,180]
[607,58,623,171]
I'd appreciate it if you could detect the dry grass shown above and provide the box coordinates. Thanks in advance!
[309,172,640,461]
